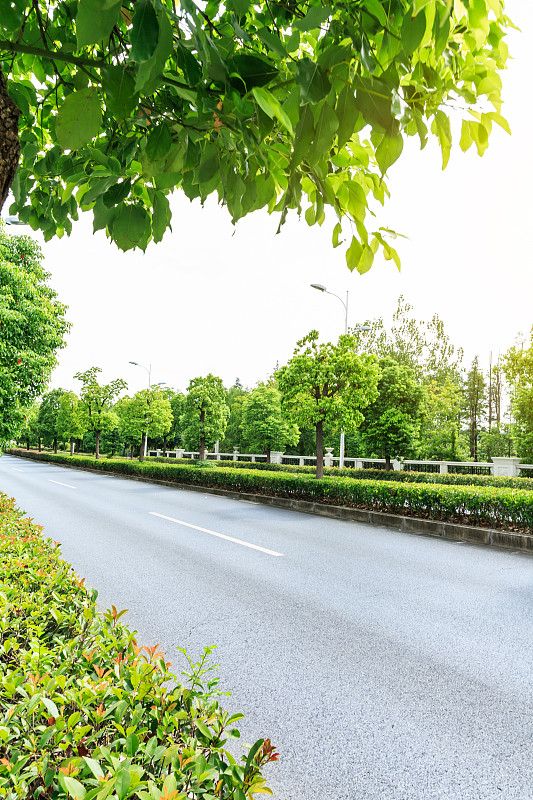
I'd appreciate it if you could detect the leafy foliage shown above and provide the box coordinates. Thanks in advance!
[0,0,511,271]
[241,385,298,459]
[0,222,69,447]
[359,356,425,468]
[181,375,229,460]
[36,388,65,451]
[116,387,172,461]
[56,390,88,454]
[74,367,127,459]
[0,492,277,800]
[278,330,379,477]
[503,328,533,462]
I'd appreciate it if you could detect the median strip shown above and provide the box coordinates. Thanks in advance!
[149,511,284,557]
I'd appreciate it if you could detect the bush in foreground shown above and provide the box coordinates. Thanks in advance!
[0,492,276,800]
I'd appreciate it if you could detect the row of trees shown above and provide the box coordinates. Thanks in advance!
[17,300,533,478]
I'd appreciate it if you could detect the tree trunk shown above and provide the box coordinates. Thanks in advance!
[385,454,391,471]
[53,437,58,454]
[95,430,101,460]
[163,434,167,457]
[139,433,146,462]
[70,437,74,456]
[315,420,324,479]
[266,447,271,464]
[0,68,21,214]
[26,438,29,450]
[199,435,205,461]
[38,437,42,452]
[130,445,133,459]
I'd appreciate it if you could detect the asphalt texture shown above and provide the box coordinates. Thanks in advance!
[1,453,533,800]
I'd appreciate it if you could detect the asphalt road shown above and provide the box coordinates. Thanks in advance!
[1,453,533,800]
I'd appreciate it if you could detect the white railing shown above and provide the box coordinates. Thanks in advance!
[147,448,532,478]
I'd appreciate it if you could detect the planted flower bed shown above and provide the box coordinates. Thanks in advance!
[0,492,276,800]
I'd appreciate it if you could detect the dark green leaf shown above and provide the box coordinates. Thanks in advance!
[354,76,393,130]
[152,193,172,243]
[197,145,219,184]
[176,42,201,86]
[257,27,287,58]
[226,0,249,16]
[335,86,360,148]
[102,66,137,121]
[228,54,278,92]
[296,58,331,105]
[307,103,338,166]
[290,105,315,169]
[401,7,426,55]
[130,0,159,62]
[102,179,132,208]
[112,205,150,251]
[92,197,115,232]
[294,6,333,31]
[76,0,122,48]
[146,125,172,161]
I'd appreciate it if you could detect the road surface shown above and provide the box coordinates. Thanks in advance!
[1,453,532,800]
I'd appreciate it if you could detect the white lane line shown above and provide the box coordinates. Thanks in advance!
[49,479,77,490]
[149,512,284,557]
[11,468,23,472]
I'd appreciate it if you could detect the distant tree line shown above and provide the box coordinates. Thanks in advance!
[15,297,533,475]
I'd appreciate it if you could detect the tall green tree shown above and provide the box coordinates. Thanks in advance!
[56,390,87,455]
[278,330,379,478]
[241,385,299,462]
[74,366,126,459]
[182,375,229,460]
[0,222,69,447]
[18,400,39,450]
[116,387,172,462]
[0,1,510,273]
[359,357,425,470]
[462,356,487,461]
[221,379,248,453]
[503,329,533,461]
[36,388,65,453]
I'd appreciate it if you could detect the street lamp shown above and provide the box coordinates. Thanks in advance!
[311,283,370,468]
[5,216,25,225]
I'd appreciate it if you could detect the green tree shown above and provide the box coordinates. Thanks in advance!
[278,330,379,478]
[503,329,533,461]
[0,222,69,447]
[0,2,510,273]
[462,356,487,461]
[359,357,425,470]
[36,388,65,453]
[220,379,248,452]
[241,385,299,462]
[116,387,172,461]
[182,375,229,460]
[417,376,466,461]
[56,390,87,455]
[74,366,127,459]
[18,400,39,450]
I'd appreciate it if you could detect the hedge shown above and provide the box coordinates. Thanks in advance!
[145,455,533,491]
[0,492,276,800]
[8,450,533,531]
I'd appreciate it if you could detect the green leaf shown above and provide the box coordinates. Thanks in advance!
[401,7,427,55]
[361,39,377,73]
[375,129,403,174]
[130,0,159,62]
[252,87,293,133]
[197,144,219,184]
[102,179,132,208]
[228,54,278,91]
[296,58,331,105]
[335,86,360,148]
[93,197,115,233]
[55,90,102,151]
[332,222,343,248]
[146,125,172,161]
[294,6,333,31]
[346,236,363,272]
[307,102,339,166]
[152,193,172,243]
[112,205,150,251]
[115,769,131,800]
[176,42,201,86]
[290,105,314,169]
[102,66,137,121]
[61,776,87,800]
[226,0,249,15]
[257,27,287,58]
[42,697,59,717]
[76,0,122,48]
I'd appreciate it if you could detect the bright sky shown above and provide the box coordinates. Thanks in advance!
[20,0,533,396]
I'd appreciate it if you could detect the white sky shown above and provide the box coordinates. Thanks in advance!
[23,0,533,396]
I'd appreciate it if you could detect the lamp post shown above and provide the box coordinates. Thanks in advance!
[311,283,370,468]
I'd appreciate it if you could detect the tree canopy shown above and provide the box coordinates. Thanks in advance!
[74,366,127,458]
[0,222,69,446]
[116,387,172,460]
[182,374,229,459]
[241,384,299,460]
[0,0,511,272]
[278,329,379,477]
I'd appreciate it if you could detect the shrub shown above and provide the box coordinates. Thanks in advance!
[0,493,276,800]
[7,450,533,531]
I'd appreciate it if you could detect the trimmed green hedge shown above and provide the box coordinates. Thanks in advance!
[8,450,533,531]
[0,492,276,800]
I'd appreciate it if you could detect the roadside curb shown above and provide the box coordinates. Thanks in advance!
[7,452,533,555]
